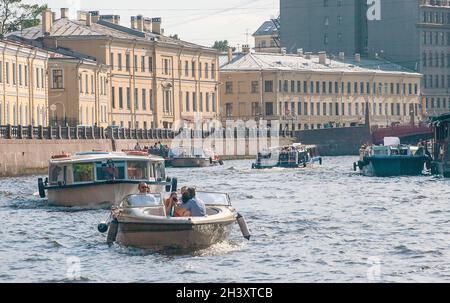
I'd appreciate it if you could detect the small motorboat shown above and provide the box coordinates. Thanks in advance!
[353,137,431,177]
[169,146,223,168]
[252,143,322,169]
[98,191,250,250]
[431,113,450,178]
[37,151,177,207]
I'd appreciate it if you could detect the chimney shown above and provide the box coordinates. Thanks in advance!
[338,51,345,61]
[61,8,69,19]
[136,15,144,32]
[242,44,250,54]
[297,48,303,56]
[304,52,312,60]
[318,51,326,65]
[143,18,152,32]
[227,47,233,63]
[354,53,361,63]
[130,16,137,29]
[52,12,56,22]
[78,11,87,21]
[86,13,92,26]
[281,47,287,55]
[114,15,120,24]
[152,17,162,34]
[42,9,53,35]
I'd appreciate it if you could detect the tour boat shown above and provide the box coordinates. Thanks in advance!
[431,113,450,177]
[251,143,322,169]
[37,151,177,207]
[98,191,250,250]
[168,146,223,168]
[353,137,431,177]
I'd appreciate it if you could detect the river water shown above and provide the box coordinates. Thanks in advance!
[1,156,450,283]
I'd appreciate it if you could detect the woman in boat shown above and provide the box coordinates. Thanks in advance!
[177,187,206,217]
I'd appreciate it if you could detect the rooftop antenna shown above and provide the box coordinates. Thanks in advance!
[245,29,250,45]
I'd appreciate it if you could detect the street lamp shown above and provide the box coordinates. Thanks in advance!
[50,103,66,126]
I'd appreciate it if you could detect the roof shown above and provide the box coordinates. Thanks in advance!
[49,151,164,164]
[220,52,422,76]
[253,19,280,37]
[218,52,245,68]
[8,17,215,52]
[0,38,49,57]
[431,113,450,125]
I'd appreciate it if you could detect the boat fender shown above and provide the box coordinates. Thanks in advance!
[98,222,108,233]
[353,162,357,171]
[171,177,178,192]
[251,163,255,169]
[319,157,323,165]
[209,157,213,164]
[38,178,46,198]
[106,218,119,245]
[303,162,307,168]
[236,213,251,240]
[219,160,224,166]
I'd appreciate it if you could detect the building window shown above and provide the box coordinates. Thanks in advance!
[226,81,233,94]
[163,89,172,115]
[134,55,138,72]
[185,92,190,111]
[118,54,122,70]
[193,92,197,112]
[192,61,196,78]
[148,57,153,72]
[141,56,146,72]
[126,88,131,109]
[51,69,64,89]
[142,89,146,110]
[126,54,130,71]
[206,93,210,112]
[111,87,116,109]
[150,89,154,111]
[251,81,259,93]
[324,33,329,45]
[205,63,209,79]
[265,102,273,116]
[264,80,273,92]
[110,52,114,70]
[211,63,215,79]
[134,88,139,110]
[225,103,233,117]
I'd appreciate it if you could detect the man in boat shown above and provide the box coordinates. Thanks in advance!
[138,182,150,194]
[176,187,206,217]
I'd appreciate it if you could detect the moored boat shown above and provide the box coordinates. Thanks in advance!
[353,137,431,177]
[98,191,250,250]
[37,151,177,207]
[431,113,450,177]
[251,143,322,169]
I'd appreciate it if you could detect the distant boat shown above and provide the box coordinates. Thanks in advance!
[431,113,450,177]
[353,137,431,177]
[169,146,223,168]
[251,143,322,169]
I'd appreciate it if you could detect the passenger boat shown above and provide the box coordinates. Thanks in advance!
[37,151,177,207]
[251,143,322,169]
[98,191,250,250]
[431,113,450,177]
[353,137,431,177]
[169,146,223,168]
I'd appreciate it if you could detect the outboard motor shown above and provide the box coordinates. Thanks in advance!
[236,213,251,240]
[106,218,119,245]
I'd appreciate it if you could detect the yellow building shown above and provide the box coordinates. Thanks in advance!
[253,19,281,54]
[0,40,49,126]
[10,8,220,129]
[220,51,423,130]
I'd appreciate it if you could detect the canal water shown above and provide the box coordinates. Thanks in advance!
[1,156,450,282]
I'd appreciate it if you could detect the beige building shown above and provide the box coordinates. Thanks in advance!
[10,8,220,129]
[0,40,49,126]
[220,51,423,130]
[253,19,281,54]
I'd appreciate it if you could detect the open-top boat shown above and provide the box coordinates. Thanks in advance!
[431,113,450,177]
[251,143,322,169]
[37,151,177,207]
[98,191,250,250]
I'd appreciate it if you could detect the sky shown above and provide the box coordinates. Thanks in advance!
[23,0,279,49]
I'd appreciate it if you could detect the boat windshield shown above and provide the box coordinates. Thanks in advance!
[122,194,163,208]
[196,192,230,206]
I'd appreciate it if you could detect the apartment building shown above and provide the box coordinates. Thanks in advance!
[0,40,49,126]
[9,8,220,129]
[220,51,423,130]
[418,0,450,116]
[253,18,281,54]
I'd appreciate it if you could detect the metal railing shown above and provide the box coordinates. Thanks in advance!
[0,125,294,140]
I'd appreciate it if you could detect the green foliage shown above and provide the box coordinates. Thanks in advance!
[0,0,48,37]
[212,40,235,52]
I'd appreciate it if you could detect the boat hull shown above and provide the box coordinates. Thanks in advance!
[47,182,165,207]
[171,158,211,168]
[252,157,322,169]
[434,161,450,178]
[115,220,235,250]
[359,156,428,177]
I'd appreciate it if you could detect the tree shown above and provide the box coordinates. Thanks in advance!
[0,0,47,38]
[212,40,235,52]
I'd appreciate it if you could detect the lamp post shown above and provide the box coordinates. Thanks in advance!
[50,102,66,126]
